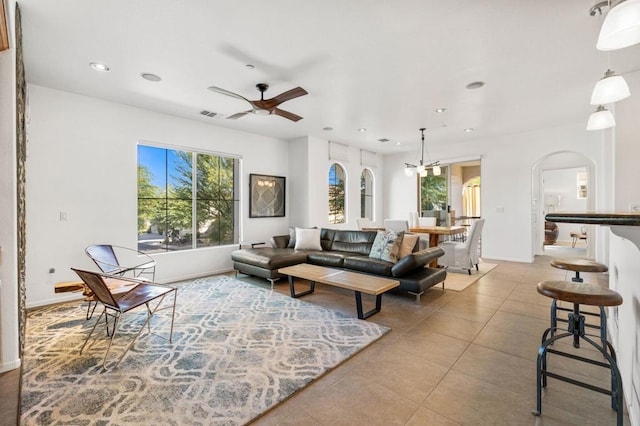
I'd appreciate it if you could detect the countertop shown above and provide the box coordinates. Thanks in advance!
[545,212,640,226]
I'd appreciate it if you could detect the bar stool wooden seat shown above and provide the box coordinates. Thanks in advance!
[532,280,624,425]
[550,259,609,349]
[550,259,608,283]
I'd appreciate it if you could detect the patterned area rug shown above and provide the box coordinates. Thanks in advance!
[21,275,389,425]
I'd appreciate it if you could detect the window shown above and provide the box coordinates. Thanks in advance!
[360,169,374,219]
[419,165,449,220]
[137,144,239,253]
[328,163,346,224]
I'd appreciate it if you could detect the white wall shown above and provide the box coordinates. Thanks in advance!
[609,69,640,426]
[288,136,385,230]
[384,123,604,262]
[25,85,290,307]
[0,0,20,372]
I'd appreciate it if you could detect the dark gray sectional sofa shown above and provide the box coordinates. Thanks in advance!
[231,228,447,302]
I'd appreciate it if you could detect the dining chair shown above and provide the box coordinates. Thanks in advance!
[356,217,373,230]
[72,268,177,370]
[408,211,419,228]
[438,219,485,274]
[383,219,409,233]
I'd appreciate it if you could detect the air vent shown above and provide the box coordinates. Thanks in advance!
[200,110,217,118]
[378,138,390,143]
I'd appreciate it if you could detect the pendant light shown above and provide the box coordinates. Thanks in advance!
[586,105,616,130]
[404,128,440,177]
[597,0,640,51]
[590,69,631,104]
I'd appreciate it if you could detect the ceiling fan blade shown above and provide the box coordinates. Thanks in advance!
[207,86,252,105]
[272,108,303,122]
[226,110,252,120]
[263,87,308,108]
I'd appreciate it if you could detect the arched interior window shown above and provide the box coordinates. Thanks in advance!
[360,169,374,220]
[328,163,346,224]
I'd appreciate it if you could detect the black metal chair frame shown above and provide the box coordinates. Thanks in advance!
[533,302,623,426]
[84,245,157,320]
[72,268,177,370]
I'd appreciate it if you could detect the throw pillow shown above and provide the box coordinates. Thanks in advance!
[294,227,323,251]
[398,233,419,258]
[287,227,296,248]
[369,230,403,263]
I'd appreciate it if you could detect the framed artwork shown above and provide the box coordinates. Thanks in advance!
[249,174,286,218]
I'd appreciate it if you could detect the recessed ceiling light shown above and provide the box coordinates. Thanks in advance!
[435,108,447,113]
[466,81,485,90]
[141,73,161,82]
[464,128,475,132]
[89,62,110,72]
[358,128,367,132]
[323,126,334,131]
[395,142,401,145]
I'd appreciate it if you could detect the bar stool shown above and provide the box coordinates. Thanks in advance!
[550,259,608,349]
[532,280,623,426]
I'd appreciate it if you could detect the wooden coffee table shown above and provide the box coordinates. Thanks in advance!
[278,264,399,319]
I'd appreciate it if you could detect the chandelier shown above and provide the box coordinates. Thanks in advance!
[404,128,441,177]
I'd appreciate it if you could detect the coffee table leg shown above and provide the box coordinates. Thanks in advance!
[288,276,315,298]
[355,291,383,319]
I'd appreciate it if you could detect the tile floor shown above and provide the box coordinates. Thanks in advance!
[247,255,628,425]
[1,255,628,425]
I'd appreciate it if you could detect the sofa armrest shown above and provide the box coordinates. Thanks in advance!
[391,246,444,277]
[270,235,291,248]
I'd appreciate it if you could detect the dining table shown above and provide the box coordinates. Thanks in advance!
[409,225,467,267]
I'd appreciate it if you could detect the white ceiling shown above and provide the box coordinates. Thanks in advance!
[17,0,640,153]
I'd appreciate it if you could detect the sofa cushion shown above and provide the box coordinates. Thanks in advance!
[295,227,322,250]
[320,228,336,251]
[329,229,377,255]
[369,230,403,263]
[307,251,350,268]
[343,255,393,276]
[231,248,308,269]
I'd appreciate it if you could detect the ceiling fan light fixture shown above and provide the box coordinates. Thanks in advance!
[590,69,631,104]
[586,105,616,130]
[597,0,640,51]
[254,109,271,115]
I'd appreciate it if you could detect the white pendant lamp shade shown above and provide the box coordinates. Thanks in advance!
[597,0,640,51]
[591,69,631,104]
[586,105,616,130]
[432,165,442,176]
[404,167,414,177]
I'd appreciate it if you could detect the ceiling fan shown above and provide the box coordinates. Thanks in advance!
[207,83,308,122]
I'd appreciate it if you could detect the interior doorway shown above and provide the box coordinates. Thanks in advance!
[532,152,595,259]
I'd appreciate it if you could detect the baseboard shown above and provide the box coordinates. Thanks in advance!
[481,255,534,263]
[0,358,21,373]
[26,268,236,309]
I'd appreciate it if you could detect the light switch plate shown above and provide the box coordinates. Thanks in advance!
[629,203,640,213]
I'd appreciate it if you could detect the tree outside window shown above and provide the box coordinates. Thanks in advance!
[137,145,239,253]
[328,163,346,224]
[420,166,448,212]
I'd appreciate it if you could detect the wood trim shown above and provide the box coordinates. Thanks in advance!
[0,0,9,51]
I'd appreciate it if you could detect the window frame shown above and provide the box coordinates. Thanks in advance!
[137,143,240,253]
[360,168,374,220]
[328,162,347,224]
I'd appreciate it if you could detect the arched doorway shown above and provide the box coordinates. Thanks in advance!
[531,151,595,259]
